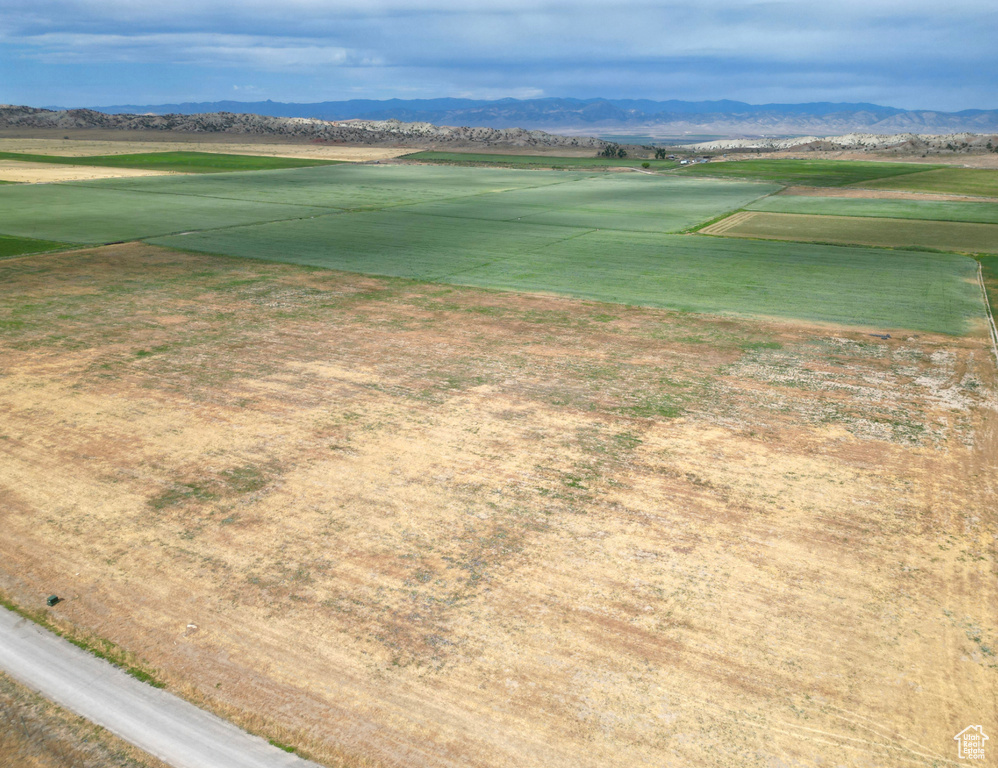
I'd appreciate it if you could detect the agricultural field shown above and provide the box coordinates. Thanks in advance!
[0,137,410,162]
[153,221,980,334]
[702,210,998,255]
[0,182,332,243]
[747,194,998,224]
[402,150,677,170]
[980,254,998,309]
[861,166,998,197]
[0,161,977,331]
[0,234,75,260]
[0,150,342,174]
[0,244,995,768]
[0,156,996,768]
[676,158,942,187]
[0,159,176,183]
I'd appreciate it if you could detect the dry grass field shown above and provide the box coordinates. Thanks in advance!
[0,137,411,162]
[0,159,175,183]
[0,138,405,182]
[1,244,996,767]
[701,211,998,254]
[777,185,998,202]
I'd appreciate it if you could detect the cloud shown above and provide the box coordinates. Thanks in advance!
[11,32,380,71]
[0,0,995,109]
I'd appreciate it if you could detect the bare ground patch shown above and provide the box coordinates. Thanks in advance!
[700,210,998,253]
[0,138,410,163]
[0,243,995,767]
[0,160,176,183]
[778,185,998,202]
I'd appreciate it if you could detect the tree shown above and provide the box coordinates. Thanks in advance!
[598,143,620,158]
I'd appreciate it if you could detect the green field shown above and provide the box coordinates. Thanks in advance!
[0,165,776,242]
[706,211,998,254]
[0,150,342,174]
[149,211,981,334]
[980,255,998,312]
[400,173,777,232]
[0,234,74,260]
[858,167,998,197]
[0,162,985,333]
[677,159,943,187]
[401,151,677,170]
[0,182,332,243]
[748,195,998,224]
[67,163,577,209]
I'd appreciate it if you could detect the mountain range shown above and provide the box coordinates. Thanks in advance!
[71,98,998,136]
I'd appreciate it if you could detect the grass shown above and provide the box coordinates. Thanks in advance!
[401,150,678,170]
[858,167,998,197]
[150,215,982,334]
[675,159,943,187]
[0,234,75,260]
[268,739,299,754]
[705,211,998,255]
[0,150,342,174]
[748,195,998,224]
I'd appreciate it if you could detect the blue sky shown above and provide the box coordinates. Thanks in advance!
[2,0,996,110]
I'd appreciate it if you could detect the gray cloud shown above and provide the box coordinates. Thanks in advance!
[1,0,995,109]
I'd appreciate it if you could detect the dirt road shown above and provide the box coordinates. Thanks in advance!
[0,606,320,768]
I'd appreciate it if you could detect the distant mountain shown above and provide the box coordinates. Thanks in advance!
[69,97,998,136]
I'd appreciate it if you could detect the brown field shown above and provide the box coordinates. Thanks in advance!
[778,185,998,202]
[1,244,996,767]
[0,672,166,768]
[0,159,175,183]
[0,137,410,162]
[701,210,998,254]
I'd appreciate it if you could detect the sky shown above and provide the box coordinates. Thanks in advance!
[1,0,996,111]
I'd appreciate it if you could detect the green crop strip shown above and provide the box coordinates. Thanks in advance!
[676,159,944,187]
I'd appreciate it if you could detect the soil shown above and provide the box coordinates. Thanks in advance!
[0,159,174,183]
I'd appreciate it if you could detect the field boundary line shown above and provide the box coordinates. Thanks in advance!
[700,210,753,235]
[977,261,998,366]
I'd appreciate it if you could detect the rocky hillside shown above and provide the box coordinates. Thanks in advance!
[85,97,998,136]
[681,132,998,154]
[0,106,607,149]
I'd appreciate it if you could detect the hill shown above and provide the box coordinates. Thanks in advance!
[74,97,998,136]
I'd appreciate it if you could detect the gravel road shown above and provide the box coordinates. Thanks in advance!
[0,606,321,768]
